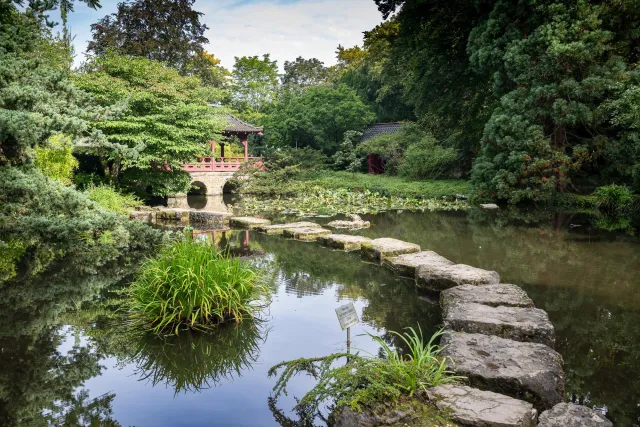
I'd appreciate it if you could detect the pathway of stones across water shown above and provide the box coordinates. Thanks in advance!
[139,209,614,427]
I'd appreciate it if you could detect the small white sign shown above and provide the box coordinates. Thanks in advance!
[335,303,359,331]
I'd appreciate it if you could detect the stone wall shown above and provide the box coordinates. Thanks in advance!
[187,171,236,195]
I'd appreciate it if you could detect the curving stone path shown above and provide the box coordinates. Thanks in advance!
[222,215,612,426]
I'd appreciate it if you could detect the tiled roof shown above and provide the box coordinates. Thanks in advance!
[220,114,263,134]
[360,123,402,142]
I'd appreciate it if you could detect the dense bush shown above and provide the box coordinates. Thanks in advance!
[398,134,457,180]
[85,185,142,214]
[127,238,270,335]
[33,134,78,184]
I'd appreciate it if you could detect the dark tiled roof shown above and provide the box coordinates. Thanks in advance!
[220,114,263,134]
[360,123,402,142]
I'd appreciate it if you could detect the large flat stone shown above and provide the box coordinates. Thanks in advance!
[317,234,373,251]
[441,332,565,411]
[254,221,318,235]
[383,251,454,278]
[229,216,271,229]
[538,403,612,427]
[427,384,537,427]
[282,227,332,241]
[188,210,232,224]
[443,303,555,347]
[157,208,189,223]
[441,284,534,310]
[361,238,420,262]
[416,263,500,291]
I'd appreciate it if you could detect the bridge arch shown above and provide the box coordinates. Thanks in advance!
[186,171,236,195]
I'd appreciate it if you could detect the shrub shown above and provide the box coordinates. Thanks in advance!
[127,238,270,335]
[33,134,78,185]
[591,184,634,214]
[269,328,462,414]
[85,185,142,214]
[398,134,458,180]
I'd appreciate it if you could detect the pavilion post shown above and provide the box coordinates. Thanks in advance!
[242,138,248,161]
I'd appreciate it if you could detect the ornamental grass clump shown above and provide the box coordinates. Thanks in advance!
[128,238,269,335]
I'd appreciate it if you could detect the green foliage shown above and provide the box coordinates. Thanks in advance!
[398,134,457,180]
[127,238,270,335]
[333,131,365,172]
[231,54,279,116]
[33,134,78,184]
[264,85,375,155]
[85,185,142,214]
[73,53,225,195]
[590,185,634,214]
[269,328,461,413]
[87,0,209,76]
[281,56,330,92]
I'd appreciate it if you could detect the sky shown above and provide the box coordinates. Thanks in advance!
[67,0,384,70]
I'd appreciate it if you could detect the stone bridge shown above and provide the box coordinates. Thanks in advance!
[187,171,236,195]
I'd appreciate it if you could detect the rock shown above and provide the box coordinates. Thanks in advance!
[327,214,371,230]
[480,203,500,210]
[188,210,232,224]
[317,234,373,251]
[254,221,318,235]
[330,398,453,427]
[443,303,555,347]
[538,403,612,427]
[383,251,454,278]
[416,263,500,292]
[441,284,534,310]
[441,332,565,411]
[229,216,271,229]
[427,384,537,427]
[157,208,190,223]
[282,227,332,241]
[361,238,421,262]
[129,211,153,222]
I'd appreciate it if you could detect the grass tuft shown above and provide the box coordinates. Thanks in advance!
[127,237,270,335]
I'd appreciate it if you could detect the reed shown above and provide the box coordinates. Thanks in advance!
[127,237,269,335]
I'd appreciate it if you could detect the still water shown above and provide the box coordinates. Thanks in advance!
[1,200,639,426]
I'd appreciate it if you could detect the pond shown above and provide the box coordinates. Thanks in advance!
[1,201,639,426]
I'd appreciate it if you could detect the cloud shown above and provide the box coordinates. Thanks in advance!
[68,0,383,71]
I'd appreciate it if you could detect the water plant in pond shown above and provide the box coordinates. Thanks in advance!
[127,238,270,335]
[269,328,463,414]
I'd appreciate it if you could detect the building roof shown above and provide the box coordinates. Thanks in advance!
[360,123,402,142]
[220,113,263,134]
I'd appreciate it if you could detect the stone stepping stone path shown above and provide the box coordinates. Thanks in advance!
[427,384,537,427]
[221,217,613,425]
[361,238,420,262]
[416,263,500,291]
[440,332,565,412]
[441,284,534,309]
[188,210,232,224]
[383,250,454,278]
[317,234,373,251]
[157,208,190,223]
[538,403,612,427]
[443,302,555,347]
[229,216,271,229]
[254,221,318,235]
[282,227,332,241]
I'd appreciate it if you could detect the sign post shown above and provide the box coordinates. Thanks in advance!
[335,302,359,353]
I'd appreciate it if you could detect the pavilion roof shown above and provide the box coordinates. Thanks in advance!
[220,113,263,134]
[360,123,402,142]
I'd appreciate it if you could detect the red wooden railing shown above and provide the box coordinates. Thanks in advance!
[182,156,263,172]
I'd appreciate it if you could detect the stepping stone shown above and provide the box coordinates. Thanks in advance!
[282,227,331,241]
[538,403,612,427]
[129,211,153,222]
[416,263,500,291]
[443,302,555,347]
[229,217,271,229]
[441,284,534,310]
[317,234,373,251]
[383,250,453,278]
[157,208,189,223]
[427,384,537,427]
[441,332,565,411]
[361,238,420,262]
[188,210,232,224]
[480,203,500,209]
[254,221,318,235]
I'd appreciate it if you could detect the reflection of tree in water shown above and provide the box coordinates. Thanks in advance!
[268,396,324,427]
[120,322,268,394]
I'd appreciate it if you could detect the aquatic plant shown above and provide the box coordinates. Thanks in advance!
[269,328,462,413]
[127,238,270,335]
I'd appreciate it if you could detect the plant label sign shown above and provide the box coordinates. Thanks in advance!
[335,303,359,331]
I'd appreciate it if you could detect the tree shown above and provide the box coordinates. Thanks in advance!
[189,51,231,89]
[281,57,329,91]
[73,54,226,196]
[87,0,208,76]
[264,85,374,155]
[231,54,279,117]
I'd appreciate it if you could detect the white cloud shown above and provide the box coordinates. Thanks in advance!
[69,0,383,71]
